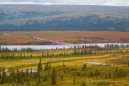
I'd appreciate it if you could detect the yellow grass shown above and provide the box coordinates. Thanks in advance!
[0,52,129,86]
[0,53,120,69]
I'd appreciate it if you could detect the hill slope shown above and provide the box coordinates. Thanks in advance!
[0,5,129,31]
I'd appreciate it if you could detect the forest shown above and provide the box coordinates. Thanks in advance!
[0,15,129,31]
[0,5,129,31]
[0,44,129,86]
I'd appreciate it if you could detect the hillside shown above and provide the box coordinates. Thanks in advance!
[0,5,129,31]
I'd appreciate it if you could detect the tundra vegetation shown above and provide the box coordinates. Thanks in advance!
[0,31,129,44]
[1,5,129,31]
[1,4,129,86]
[0,44,129,86]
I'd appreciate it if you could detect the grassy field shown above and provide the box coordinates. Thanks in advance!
[30,31,129,44]
[0,31,129,86]
[0,55,129,86]
[0,32,41,45]
[0,31,129,44]
[0,46,129,86]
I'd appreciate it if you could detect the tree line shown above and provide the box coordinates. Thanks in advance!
[0,44,129,59]
[0,58,129,86]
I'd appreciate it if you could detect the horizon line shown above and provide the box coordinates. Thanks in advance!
[0,2,129,6]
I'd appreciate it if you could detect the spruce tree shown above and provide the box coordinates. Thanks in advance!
[128,60,129,67]
[114,66,118,78]
[38,71,41,84]
[82,64,87,71]
[37,58,43,84]
[44,62,51,71]
[0,67,1,79]
[1,67,6,84]
[38,58,42,71]
[63,62,65,67]
[115,66,118,72]
[51,69,56,85]
[81,81,86,86]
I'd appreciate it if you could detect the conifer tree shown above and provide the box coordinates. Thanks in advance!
[37,58,42,84]
[44,62,51,71]
[38,71,41,84]
[1,67,6,84]
[115,66,118,72]
[81,81,86,86]
[82,64,87,71]
[127,60,129,67]
[63,62,65,67]
[0,67,1,79]
[16,68,20,83]
[114,66,118,78]
[51,69,56,85]
[38,58,42,71]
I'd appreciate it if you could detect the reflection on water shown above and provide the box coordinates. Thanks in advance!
[85,62,113,66]
[0,43,129,50]
[85,62,107,65]
[23,70,37,73]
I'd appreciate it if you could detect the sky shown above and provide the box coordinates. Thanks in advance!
[0,0,129,6]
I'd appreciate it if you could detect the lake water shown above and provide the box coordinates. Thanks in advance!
[84,62,113,66]
[0,43,129,50]
[85,62,107,65]
[23,70,37,73]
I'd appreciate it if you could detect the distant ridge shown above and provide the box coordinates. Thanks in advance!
[0,5,129,31]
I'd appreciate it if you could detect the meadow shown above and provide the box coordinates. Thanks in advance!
[0,45,129,86]
[0,31,129,44]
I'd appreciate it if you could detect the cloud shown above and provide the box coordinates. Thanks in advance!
[102,0,129,6]
[0,0,129,6]
[0,2,67,5]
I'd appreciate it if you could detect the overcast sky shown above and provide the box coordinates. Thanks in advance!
[0,0,129,6]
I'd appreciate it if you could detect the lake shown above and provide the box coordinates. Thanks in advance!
[84,62,113,66]
[0,43,129,50]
